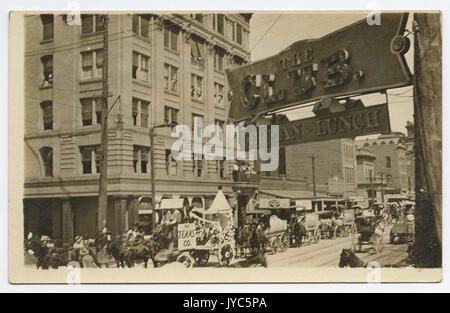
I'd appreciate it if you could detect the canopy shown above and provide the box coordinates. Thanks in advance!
[158,198,184,210]
[207,189,232,214]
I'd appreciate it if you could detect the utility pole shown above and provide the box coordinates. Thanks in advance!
[311,155,316,197]
[413,13,442,267]
[379,172,385,203]
[369,171,375,209]
[150,126,157,230]
[98,15,109,232]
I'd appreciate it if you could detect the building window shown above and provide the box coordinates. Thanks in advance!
[133,145,150,173]
[166,149,178,175]
[40,14,54,41]
[81,14,105,34]
[192,113,203,137]
[40,101,53,130]
[191,74,203,100]
[39,147,53,177]
[132,14,150,39]
[132,51,150,83]
[164,64,178,93]
[214,47,225,71]
[163,24,179,51]
[40,55,53,87]
[214,83,224,106]
[80,145,101,174]
[164,106,179,125]
[81,98,101,126]
[193,153,204,177]
[217,14,224,34]
[234,55,245,67]
[217,159,225,178]
[386,156,391,168]
[236,24,243,45]
[191,36,205,66]
[190,14,203,23]
[81,50,103,80]
[132,97,150,127]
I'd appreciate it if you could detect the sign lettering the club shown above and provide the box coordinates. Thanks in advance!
[278,103,391,146]
[226,13,412,123]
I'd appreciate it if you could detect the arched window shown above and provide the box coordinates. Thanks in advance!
[40,55,53,86]
[39,147,53,177]
[40,101,53,130]
[40,14,53,41]
[386,156,391,169]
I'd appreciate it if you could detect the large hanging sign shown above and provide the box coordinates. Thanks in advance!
[278,102,391,146]
[226,13,411,122]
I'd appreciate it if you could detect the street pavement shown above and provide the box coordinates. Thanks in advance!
[265,226,410,268]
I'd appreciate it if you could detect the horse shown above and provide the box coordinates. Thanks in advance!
[124,237,160,268]
[292,221,307,247]
[26,239,52,269]
[105,236,133,268]
[248,224,267,255]
[236,225,252,257]
[339,249,366,268]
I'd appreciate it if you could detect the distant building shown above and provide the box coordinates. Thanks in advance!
[285,139,357,199]
[355,145,377,206]
[356,131,409,198]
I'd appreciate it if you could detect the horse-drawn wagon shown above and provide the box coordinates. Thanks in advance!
[352,214,384,253]
[264,215,290,254]
[303,212,321,244]
[390,210,415,244]
[174,189,236,268]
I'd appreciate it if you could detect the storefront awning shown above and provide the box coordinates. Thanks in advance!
[259,189,329,200]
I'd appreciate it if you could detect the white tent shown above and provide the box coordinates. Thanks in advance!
[207,189,232,214]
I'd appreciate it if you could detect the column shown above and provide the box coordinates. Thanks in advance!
[62,198,74,248]
[51,199,63,247]
[113,197,128,233]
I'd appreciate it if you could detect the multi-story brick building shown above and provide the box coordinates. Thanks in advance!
[23,13,251,246]
[285,139,357,199]
[355,131,409,197]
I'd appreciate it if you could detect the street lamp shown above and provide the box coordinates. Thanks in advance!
[150,122,177,229]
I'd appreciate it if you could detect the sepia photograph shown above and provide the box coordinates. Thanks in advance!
[8,9,442,284]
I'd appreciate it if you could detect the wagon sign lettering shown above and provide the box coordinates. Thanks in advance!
[178,223,197,251]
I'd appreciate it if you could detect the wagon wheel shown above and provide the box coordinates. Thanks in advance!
[176,252,195,268]
[191,250,210,266]
[270,237,278,255]
[314,228,321,244]
[219,244,235,267]
[280,233,289,252]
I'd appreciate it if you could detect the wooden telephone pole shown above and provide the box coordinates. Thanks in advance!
[311,155,316,197]
[98,15,109,232]
[413,13,442,267]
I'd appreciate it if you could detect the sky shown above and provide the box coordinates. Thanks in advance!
[248,12,414,135]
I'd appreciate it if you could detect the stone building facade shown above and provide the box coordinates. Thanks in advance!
[23,13,251,245]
